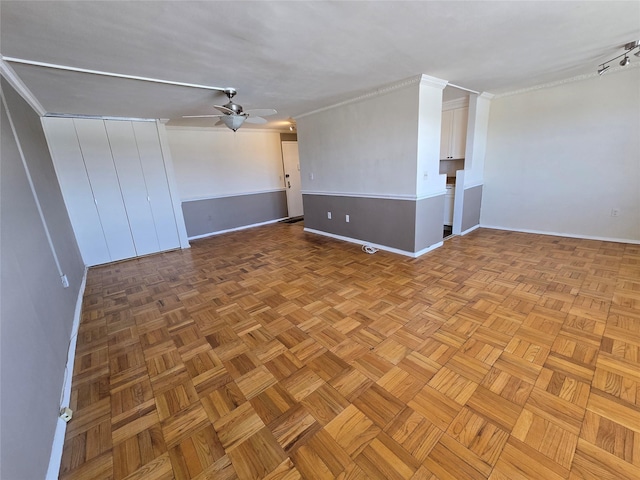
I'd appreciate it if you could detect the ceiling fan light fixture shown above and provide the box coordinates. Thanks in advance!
[220,115,246,132]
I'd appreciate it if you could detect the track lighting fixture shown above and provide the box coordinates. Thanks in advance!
[597,40,639,74]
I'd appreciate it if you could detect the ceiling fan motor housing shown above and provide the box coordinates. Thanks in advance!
[224,101,244,115]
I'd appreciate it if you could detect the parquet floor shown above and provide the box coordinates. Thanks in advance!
[59,224,640,479]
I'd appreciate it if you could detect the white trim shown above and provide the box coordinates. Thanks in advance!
[302,190,414,201]
[479,92,495,100]
[0,58,47,115]
[182,188,286,203]
[480,225,640,245]
[447,83,480,95]
[46,113,156,122]
[188,218,287,241]
[296,75,425,119]
[46,266,88,480]
[463,181,484,190]
[418,74,449,90]
[1,55,227,92]
[301,190,446,201]
[461,224,481,236]
[492,62,640,99]
[304,228,443,258]
[416,191,446,201]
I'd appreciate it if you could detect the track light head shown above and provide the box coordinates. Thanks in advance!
[620,56,630,66]
[598,65,610,75]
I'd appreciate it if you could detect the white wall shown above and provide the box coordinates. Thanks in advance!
[297,79,421,197]
[481,68,640,242]
[166,127,285,200]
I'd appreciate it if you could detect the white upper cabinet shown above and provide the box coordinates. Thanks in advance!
[43,117,182,266]
[440,107,468,160]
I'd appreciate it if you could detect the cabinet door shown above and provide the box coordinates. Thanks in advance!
[43,118,110,266]
[450,107,468,159]
[440,109,453,160]
[132,122,180,251]
[73,119,137,262]
[105,120,160,256]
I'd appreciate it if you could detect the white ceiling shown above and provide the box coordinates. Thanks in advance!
[1,1,639,129]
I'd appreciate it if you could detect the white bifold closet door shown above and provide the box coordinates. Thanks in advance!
[73,119,137,262]
[44,117,181,266]
[104,120,160,256]
[43,118,112,265]
[132,122,180,251]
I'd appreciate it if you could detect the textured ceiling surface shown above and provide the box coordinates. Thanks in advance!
[1,1,639,128]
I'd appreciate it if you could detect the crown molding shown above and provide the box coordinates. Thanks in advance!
[419,74,448,90]
[0,56,47,116]
[296,75,428,119]
[493,62,640,99]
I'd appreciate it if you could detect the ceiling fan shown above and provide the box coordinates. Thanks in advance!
[182,88,277,131]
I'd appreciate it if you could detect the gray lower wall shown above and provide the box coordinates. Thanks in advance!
[182,190,288,237]
[303,194,417,252]
[462,185,483,232]
[1,79,85,479]
[415,194,446,252]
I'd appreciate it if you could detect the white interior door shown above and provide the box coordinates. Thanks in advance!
[281,141,303,218]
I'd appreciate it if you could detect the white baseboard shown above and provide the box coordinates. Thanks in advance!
[303,228,443,258]
[188,218,288,241]
[46,266,88,480]
[461,224,481,236]
[480,224,640,245]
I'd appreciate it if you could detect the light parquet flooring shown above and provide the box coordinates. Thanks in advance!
[60,224,640,479]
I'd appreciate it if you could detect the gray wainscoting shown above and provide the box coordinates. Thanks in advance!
[182,190,288,238]
[303,194,422,252]
[415,194,446,252]
[462,185,483,233]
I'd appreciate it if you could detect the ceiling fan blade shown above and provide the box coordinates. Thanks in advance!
[214,120,224,126]
[214,105,235,115]
[244,108,277,117]
[182,114,224,118]
[244,116,267,124]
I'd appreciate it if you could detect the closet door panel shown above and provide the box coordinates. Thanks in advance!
[133,122,180,251]
[105,121,160,256]
[42,118,110,266]
[73,119,136,261]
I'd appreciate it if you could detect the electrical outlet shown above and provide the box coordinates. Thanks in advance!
[327,211,332,219]
[611,208,620,217]
[346,214,350,223]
